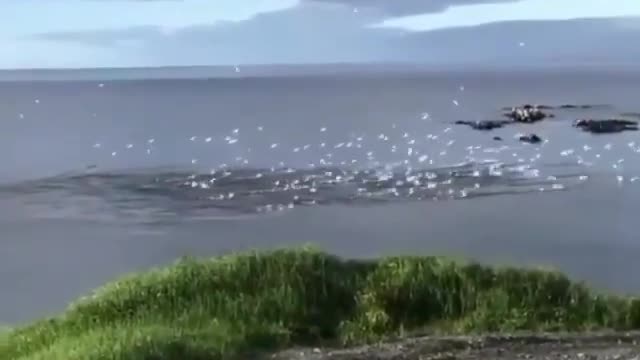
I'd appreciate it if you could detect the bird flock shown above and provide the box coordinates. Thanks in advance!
[15,82,640,218]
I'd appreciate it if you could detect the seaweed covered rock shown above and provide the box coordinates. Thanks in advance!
[573,119,638,133]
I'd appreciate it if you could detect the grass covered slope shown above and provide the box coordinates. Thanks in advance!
[2,247,639,360]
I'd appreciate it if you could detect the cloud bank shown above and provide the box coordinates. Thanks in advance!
[7,0,640,68]
[306,0,521,16]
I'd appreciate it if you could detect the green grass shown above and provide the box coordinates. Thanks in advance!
[2,246,639,360]
[0,325,9,343]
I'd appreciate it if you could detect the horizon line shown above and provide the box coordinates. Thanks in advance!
[2,60,640,72]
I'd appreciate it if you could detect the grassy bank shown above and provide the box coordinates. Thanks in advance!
[2,246,639,360]
[0,325,9,341]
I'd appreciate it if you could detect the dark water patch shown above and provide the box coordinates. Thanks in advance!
[556,104,613,110]
[0,161,587,225]
[454,120,511,130]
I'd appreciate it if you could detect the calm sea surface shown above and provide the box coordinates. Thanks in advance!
[1,68,640,324]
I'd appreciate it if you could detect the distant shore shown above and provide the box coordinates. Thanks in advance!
[2,62,640,82]
[2,246,638,360]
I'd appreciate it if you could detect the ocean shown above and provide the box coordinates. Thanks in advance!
[1,67,640,324]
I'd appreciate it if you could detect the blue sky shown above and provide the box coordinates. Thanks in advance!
[1,0,640,69]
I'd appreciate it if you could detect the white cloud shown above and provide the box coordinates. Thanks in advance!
[3,0,298,37]
[26,2,403,68]
[376,0,640,32]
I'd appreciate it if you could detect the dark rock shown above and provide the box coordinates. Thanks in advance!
[519,134,543,144]
[493,136,503,141]
[573,119,638,134]
[454,120,511,130]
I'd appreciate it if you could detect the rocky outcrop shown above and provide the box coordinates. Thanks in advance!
[573,119,638,133]
[455,104,639,139]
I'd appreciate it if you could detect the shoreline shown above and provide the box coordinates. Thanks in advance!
[2,247,639,359]
[271,331,640,359]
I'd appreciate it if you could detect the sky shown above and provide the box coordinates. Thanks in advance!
[1,0,639,69]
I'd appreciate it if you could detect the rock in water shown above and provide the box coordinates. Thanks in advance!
[519,134,543,144]
[573,119,638,134]
[503,104,553,123]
